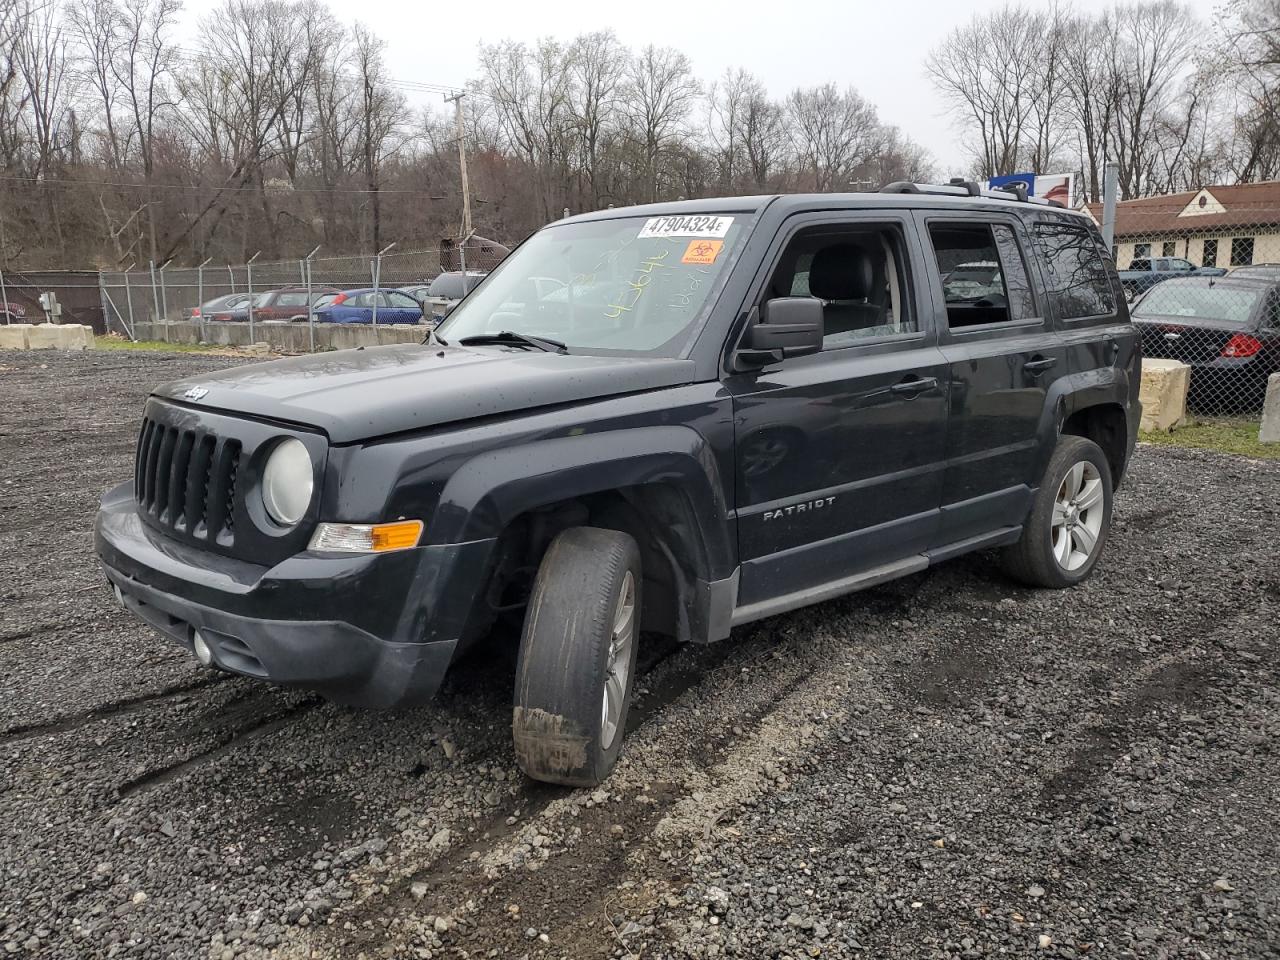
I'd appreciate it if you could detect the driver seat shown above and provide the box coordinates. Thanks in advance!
[807,243,886,336]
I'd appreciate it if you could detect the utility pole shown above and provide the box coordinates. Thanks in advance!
[1101,161,1119,252]
[445,91,473,242]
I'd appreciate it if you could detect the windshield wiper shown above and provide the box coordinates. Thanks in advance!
[457,331,569,354]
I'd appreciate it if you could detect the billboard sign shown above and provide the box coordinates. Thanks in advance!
[988,172,1074,207]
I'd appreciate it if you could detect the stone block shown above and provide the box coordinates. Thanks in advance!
[1139,358,1190,433]
[0,324,33,349]
[26,324,66,350]
[1259,373,1280,444]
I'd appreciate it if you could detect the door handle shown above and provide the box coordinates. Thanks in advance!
[1024,356,1058,376]
[890,376,938,397]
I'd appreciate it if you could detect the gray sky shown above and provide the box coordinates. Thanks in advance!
[183,0,1116,174]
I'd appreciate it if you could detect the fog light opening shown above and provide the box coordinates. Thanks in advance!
[192,630,214,667]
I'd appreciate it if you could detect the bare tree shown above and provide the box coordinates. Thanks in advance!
[1107,1,1199,198]
[1222,0,1280,180]
[1062,11,1119,201]
[67,0,124,168]
[112,0,180,260]
[786,83,881,191]
[567,30,625,206]
[623,44,699,203]
[475,38,574,221]
[14,1,70,253]
[926,6,1068,177]
[352,23,408,252]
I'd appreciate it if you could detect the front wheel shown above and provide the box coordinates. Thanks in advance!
[512,527,641,786]
[1002,435,1113,588]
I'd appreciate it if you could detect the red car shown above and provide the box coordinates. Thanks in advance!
[1,300,26,323]
[210,287,338,322]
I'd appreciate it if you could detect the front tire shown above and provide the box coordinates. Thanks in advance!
[1002,435,1113,588]
[513,527,641,786]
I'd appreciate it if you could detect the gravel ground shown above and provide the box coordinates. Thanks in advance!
[1,348,1277,960]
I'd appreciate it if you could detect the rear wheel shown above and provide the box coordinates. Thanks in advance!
[1002,435,1113,588]
[512,527,641,786]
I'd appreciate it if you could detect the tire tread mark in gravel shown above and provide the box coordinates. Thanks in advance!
[1041,657,1221,809]
[0,673,233,746]
[437,659,828,957]
[327,650,825,958]
[115,695,322,799]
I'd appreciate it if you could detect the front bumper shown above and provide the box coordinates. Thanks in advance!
[95,481,496,708]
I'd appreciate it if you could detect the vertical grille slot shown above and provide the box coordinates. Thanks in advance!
[184,435,216,534]
[152,428,177,518]
[167,431,195,525]
[203,438,242,542]
[132,418,240,546]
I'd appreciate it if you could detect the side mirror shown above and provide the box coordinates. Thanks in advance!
[745,297,824,357]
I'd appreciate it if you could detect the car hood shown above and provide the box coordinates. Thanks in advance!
[154,342,697,442]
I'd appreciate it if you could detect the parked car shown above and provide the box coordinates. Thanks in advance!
[0,300,26,323]
[1132,275,1280,410]
[942,260,1005,300]
[97,182,1138,787]
[397,284,434,305]
[185,293,251,321]
[313,288,425,324]
[1229,263,1280,280]
[1116,256,1227,301]
[209,287,338,322]
[427,271,486,301]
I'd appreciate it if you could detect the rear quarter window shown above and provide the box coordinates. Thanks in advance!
[1034,222,1117,321]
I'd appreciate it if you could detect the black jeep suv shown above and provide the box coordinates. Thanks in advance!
[96,183,1140,786]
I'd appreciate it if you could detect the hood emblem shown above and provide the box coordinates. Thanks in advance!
[183,386,209,401]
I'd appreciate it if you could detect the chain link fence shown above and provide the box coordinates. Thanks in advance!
[94,241,511,344]
[1094,184,1280,421]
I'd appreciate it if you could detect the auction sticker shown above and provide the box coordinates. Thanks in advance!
[638,215,733,239]
[682,239,724,265]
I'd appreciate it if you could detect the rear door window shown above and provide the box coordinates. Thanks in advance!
[1034,222,1117,321]
[926,221,1037,328]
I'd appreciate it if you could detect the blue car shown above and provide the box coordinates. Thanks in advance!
[313,288,426,325]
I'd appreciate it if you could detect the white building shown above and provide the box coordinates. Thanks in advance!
[1084,181,1280,270]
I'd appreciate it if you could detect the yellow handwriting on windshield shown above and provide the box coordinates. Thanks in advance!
[604,250,671,319]
[670,265,712,308]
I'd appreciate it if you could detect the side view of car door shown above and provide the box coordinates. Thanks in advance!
[916,212,1070,547]
[723,210,951,619]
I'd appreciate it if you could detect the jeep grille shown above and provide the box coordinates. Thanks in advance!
[134,416,242,544]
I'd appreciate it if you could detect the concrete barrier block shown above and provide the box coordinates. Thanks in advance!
[0,324,33,350]
[58,324,95,349]
[26,324,67,350]
[1139,358,1190,433]
[1260,373,1280,444]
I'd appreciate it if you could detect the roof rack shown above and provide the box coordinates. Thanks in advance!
[881,178,1061,207]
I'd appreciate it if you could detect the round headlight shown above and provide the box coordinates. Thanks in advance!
[262,438,313,527]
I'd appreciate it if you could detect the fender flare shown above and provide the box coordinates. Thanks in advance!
[428,425,736,583]
[1035,367,1133,478]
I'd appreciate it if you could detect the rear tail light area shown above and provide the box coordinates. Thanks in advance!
[1221,333,1263,358]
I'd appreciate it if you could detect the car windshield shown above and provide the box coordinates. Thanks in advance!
[436,213,748,357]
[1134,283,1263,325]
